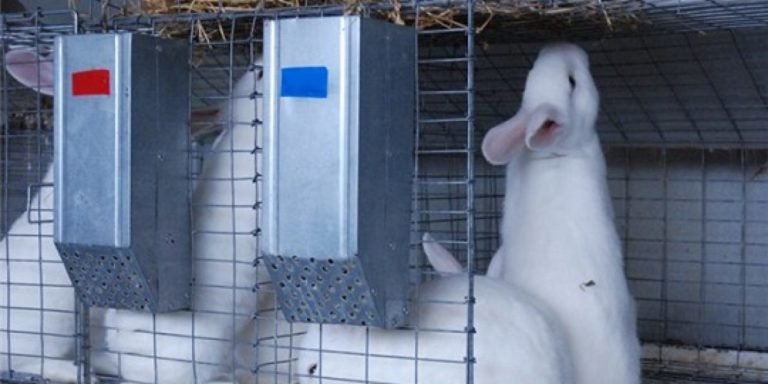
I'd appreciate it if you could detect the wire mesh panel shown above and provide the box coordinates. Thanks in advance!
[1,1,768,384]
[391,5,768,383]
[288,2,480,383]
[0,11,86,383]
[2,9,274,384]
[416,34,508,271]
[87,15,267,384]
[472,29,768,148]
[608,148,768,383]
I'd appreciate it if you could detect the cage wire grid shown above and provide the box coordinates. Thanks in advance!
[424,30,768,384]
[0,10,83,384]
[128,14,265,384]
[609,148,768,384]
[1,5,482,384]
[0,1,767,384]
[0,11,267,384]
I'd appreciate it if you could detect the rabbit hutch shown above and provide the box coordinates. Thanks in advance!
[1,0,768,383]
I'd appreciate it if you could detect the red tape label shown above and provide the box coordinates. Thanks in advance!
[72,69,110,96]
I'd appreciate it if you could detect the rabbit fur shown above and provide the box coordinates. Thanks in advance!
[295,273,572,384]
[421,233,464,276]
[479,43,641,384]
[101,58,303,384]
[0,163,106,381]
[0,48,105,381]
[295,240,573,384]
[99,62,266,384]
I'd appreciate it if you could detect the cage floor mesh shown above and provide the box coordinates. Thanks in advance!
[644,373,764,384]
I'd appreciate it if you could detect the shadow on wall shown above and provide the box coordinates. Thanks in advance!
[0,0,24,12]
[0,131,53,240]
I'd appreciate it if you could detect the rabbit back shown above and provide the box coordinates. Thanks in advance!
[296,276,572,384]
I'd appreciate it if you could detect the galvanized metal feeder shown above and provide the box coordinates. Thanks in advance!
[53,33,191,312]
[262,16,415,328]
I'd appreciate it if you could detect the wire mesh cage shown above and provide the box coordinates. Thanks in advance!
[0,1,767,384]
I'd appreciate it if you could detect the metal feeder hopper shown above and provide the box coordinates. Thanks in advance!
[53,33,191,312]
[262,16,416,328]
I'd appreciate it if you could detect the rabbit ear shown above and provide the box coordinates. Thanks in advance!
[191,107,224,140]
[422,233,463,275]
[481,112,527,165]
[524,103,568,152]
[5,48,54,96]
[486,251,502,278]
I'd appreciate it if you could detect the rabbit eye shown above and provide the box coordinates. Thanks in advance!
[568,75,576,90]
[308,363,318,375]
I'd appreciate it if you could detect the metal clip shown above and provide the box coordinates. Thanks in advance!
[26,182,53,224]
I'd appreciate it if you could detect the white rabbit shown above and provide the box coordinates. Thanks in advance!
[295,271,572,384]
[99,62,263,383]
[102,59,302,384]
[0,48,99,382]
[0,48,294,383]
[421,232,463,276]
[480,43,641,384]
[0,164,83,381]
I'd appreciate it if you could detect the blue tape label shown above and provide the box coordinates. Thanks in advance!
[281,66,329,98]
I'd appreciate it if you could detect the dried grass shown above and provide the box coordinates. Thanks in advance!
[127,0,645,34]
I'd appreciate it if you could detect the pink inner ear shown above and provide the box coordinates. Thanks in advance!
[528,119,561,148]
[5,49,54,96]
[481,113,527,165]
[191,107,220,120]
[539,119,559,137]
[529,119,561,146]
[524,104,567,151]
[190,107,223,139]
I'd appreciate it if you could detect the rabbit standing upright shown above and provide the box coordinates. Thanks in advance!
[480,43,641,384]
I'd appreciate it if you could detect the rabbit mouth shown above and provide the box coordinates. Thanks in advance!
[539,119,559,136]
[526,118,562,151]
